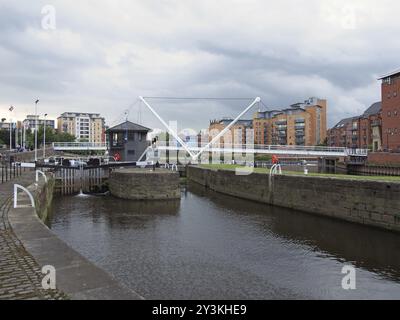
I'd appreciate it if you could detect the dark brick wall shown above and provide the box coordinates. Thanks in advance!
[368,152,400,165]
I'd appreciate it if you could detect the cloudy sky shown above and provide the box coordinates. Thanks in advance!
[0,0,399,131]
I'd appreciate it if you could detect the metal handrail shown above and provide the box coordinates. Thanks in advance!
[154,142,368,156]
[53,142,107,148]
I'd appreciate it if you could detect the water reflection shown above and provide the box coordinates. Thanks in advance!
[188,182,400,282]
[49,184,400,300]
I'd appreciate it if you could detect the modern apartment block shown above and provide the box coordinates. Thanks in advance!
[253,97,327,146]
[57,112,105,143]
[327,102,382,151]
[207,97,326,147]
[23,115,55,130]
[379,69,400,152]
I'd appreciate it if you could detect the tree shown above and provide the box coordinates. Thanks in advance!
[25,126,76,148]
[0,129,9,147]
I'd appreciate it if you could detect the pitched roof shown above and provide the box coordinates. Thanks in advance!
[362,101,381,117]
[333,117,357,129]
[106,121,152,132]
[378,68,400,79]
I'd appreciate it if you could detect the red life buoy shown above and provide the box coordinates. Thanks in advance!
[272,154,279,164]
[114,152,121,161]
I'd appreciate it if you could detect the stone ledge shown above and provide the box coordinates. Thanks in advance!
[8,179,144,300]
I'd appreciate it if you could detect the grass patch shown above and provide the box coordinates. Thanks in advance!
[199,164,400,182]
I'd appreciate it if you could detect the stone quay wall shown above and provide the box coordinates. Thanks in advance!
[109,168,180,200]
[7,174,143,300]
[187,166,400,233]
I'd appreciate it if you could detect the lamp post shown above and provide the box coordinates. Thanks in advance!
[9,120,12,152]
[23,121,26,150]
[34,99,39,162]
[43,113,48,158]
[9,105,14,152]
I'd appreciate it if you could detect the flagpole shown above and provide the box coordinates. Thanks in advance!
[9,106,13,152]
[34,99,39,162]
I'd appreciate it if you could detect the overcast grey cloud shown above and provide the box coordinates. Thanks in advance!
[0,0,399,130]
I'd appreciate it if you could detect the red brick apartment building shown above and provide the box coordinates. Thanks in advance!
[327,102,382,151]
[379,69,400,152]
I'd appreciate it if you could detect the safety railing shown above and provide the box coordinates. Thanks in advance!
[154,142,368,156]
[1,162,23,184]
[13,184,35,209]
[52,142,108,150]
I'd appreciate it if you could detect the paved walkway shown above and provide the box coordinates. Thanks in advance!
[0,170,66,300]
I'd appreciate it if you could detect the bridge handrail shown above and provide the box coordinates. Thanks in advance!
[53,142,108,148]
[154,142,368,155]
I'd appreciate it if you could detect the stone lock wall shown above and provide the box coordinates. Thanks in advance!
[8,173,143,300]
[34,175,55,222]
[109,168,181,200]
[187,166,400,233]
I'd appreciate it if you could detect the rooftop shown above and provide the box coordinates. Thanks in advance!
[106,120,152,132]
[378,68,400,80]
[255,97,324,119]
[333,117,357,129]
[58,112,103,118]
[361,101,381,118]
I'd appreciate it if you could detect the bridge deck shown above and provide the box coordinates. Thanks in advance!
[154,144,368,157]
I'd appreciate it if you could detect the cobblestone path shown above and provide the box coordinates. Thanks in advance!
[0,171,66,300]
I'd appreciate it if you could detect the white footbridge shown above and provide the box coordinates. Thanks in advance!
[53,96,369,160]
[139,143,368,162]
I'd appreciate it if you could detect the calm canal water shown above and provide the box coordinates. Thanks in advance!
[49,182,400,299]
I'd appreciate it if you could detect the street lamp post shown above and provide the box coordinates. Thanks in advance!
[34,99,39,162]
[9,105,14,152]
[43,113,48,159]
[23,121,26,150]
[9,120,12,152]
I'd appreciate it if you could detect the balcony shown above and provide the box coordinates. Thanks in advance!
[371,120,382,127]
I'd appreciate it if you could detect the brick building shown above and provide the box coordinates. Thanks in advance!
[208,119,253,146]
[253,97,327,146]
[327,117,356,148]
[379,69,400,152]
[327,102,382,151]
[57,112,105,143]
[208,97,326,147]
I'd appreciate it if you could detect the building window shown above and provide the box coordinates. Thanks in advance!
[394,92,398,97]
[128,150,135,155]
[388,111,391,117]
[394,110,398,116]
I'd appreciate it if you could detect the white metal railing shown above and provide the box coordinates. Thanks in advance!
[14,184,35,208]
[35,170,48,183]
[269,164,282,176]
[153,142,368,157]
[53,142,107,150]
